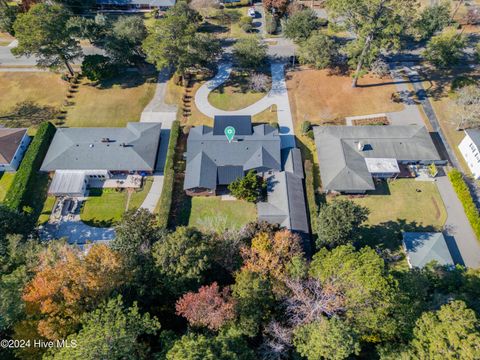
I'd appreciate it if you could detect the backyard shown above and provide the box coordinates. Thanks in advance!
[186,196,257,232]
[287,67,405,125]
[79,177,153,227]
[0,172,15,202]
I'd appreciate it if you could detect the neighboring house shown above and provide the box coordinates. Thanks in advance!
[402,232,455,269]
[313,125,445,193]
[40,122,162,197]
[184,116,282,196]
[96,0,176,10]
[0,128,31,172]
[458,129,480,179]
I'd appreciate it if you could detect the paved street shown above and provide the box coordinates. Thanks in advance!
[195,61,296,148]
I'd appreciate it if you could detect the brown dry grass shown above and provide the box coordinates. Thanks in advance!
[286,67,404,125]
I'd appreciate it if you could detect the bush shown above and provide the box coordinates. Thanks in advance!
[448,169,480,240]
[4,122,56,212]
[239,16,253,33]
[301,120,311,135]
[304,160,318,234]
[233,38,267,69]
[81,55,118,82]
[157,121,180,229]
[228,170,265,202]
[265,11,277,34]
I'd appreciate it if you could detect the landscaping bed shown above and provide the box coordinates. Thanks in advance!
[208,71,270,111]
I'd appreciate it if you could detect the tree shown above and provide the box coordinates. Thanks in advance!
[228,170,265,202]
[315,199,369,248]
[298,32,338,69]
[233,38,267,70]
[0,2,18,35]
[414,2,451,40]
[45,296,160,360]
[143,2,221,76]
[176,282,236,330]
[284,9,320,42]
[241,230,306,294]
[22,244,127,340]
[104,16,147,65]
[406,301,480,359]
[231,269,275,337]
[55,0,95,14]
[455,85,480,130]
[325,0,417,87]
[152,227,213,295]
[293,317,361,360]
[12,4,81,76]
[423,28,466,68]
[310,245,398,342]
[81,55,117,81]
[263,0,289,16]
[166,332,255,360]
[0,265,28,332]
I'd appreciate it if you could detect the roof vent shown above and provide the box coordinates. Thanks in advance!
[358,141,369,151]
[89,144,94,148]
[101,138,110,143]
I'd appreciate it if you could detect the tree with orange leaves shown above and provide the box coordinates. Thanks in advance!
[21,244,127,340]
[176,282,236,330]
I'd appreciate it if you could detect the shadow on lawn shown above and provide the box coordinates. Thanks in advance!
[87,70,158,90]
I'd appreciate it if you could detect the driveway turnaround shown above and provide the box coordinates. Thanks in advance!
[195,61,295,148]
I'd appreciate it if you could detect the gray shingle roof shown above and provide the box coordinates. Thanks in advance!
[41,122,162,172]
[402,232,455,268]
[213,115,252,136]
[465,128,480,148]
[313,125,442,192]
[184,117,281,191]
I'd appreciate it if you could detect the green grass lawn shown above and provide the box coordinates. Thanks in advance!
[80,177,153,227]
[187,196,257,232]
[0,172,15,202]
[38,196,56,225]
[65,73,157,127]
[208,72,269,111]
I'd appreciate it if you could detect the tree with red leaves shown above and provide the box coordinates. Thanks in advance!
[176,282,236,330]
[263,0,289,16]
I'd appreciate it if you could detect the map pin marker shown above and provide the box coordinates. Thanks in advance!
[225,126,235,143]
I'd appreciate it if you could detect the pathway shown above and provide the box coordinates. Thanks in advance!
[195,61,296,148]
[140,67,177,212]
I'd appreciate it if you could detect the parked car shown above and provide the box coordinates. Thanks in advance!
[248,7,256,18]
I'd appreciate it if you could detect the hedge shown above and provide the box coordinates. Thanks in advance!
[304,160,318,233]
[4,122,56,212]
[157,120,180,229]
[448,168,480,240]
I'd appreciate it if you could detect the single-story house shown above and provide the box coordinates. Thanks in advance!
[96,0,176,10]
[184,115,282,196]
[0,128,31,172]
[41,122,162,197]
[458,129,480,179]
[313,125,445,193]
[258,148,310,246]
[402,232,455,269]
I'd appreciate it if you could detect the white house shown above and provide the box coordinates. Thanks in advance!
[0,128,31,172]
[458,129,480,179]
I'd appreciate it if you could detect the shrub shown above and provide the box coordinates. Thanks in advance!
[304,160,318,235]
[228,170,265,202]
[249,72,270,92]
[4,122,56,212]
[451,76,476,91]
[301,120,311,135]
[265,11,277,34]
[448,169,480,240]
[157,121,180,229]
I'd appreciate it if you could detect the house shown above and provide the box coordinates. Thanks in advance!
[0,128,31,172]
[458,129,480,179]
[96,0,176,11]
[184,116,281,195]
[40,122,162,197]
[258,148,310,246]
[402,232,455,269]
[313,125,444,193]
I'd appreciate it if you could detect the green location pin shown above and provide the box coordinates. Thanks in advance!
[225,126,235,143]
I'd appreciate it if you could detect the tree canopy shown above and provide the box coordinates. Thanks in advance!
[284,9,320,42]
[424,28,466,68]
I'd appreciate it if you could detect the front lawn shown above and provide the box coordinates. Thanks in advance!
[80,178,153,227]
[65,72,157,127]
[287,67,404,125]
[187,196,257,232]
[0,172,15,202]
[0,72,68,115]
[208,71,270,111]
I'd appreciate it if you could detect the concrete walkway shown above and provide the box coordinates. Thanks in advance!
[195,61,295,148]
[139,67,177,212]
[436,175,480,268]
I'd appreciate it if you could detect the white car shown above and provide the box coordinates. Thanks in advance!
[248,8,256,18]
